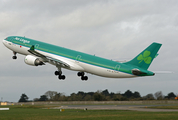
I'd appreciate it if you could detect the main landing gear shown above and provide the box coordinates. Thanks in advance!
[55,71,88,81]
[55,69,66,80]
[77,72,88,81]
[12,51,17,59]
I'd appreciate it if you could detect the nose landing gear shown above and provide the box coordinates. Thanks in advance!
[12,52,17,59]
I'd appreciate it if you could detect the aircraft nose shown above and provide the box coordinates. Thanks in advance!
[2,39,6,45]
[2,38,8,46]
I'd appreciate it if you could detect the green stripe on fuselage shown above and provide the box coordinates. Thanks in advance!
[8,36,134,75]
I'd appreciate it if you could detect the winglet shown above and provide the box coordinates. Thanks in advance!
[30,45,35,51]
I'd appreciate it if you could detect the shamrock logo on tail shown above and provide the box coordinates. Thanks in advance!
[137,50,152,64]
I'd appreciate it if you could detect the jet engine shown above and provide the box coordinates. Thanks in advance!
[24,55,44,66]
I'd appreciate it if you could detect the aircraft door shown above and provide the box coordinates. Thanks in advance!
[35,44,39,49]
[114,64,120,73]
[76,55,81,63]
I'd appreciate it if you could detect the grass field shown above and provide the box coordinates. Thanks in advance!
[149,106,178,109]
[0,105,178,120]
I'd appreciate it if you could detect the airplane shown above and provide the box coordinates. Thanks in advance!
[2,36,162,81]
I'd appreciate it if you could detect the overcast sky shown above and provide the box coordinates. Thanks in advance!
[0,0,178,102]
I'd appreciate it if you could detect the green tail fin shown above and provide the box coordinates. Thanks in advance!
[125,42,162,70]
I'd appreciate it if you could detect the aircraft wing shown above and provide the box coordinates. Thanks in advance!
[28,45,70,68]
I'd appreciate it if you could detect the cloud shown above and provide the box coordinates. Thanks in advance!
[0,0,178,102]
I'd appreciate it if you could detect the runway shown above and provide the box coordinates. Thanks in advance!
[54,105,178,112]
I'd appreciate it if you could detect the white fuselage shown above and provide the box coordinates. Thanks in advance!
[3,39,135,78]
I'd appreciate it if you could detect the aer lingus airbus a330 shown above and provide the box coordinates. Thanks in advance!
[3,36,162,81]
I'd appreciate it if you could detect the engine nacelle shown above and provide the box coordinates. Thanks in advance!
[24,55,44,66]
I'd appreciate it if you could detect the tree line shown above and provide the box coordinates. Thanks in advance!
[18,89,177,102]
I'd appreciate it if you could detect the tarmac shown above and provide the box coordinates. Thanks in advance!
[54,104,178,112]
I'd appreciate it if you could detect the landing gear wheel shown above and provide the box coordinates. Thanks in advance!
[77,72,81,76]
[81,76,88,81]
[12,56,17,59]
[58,74,66,80]
[81,76,85,80]
[84,76,88,80]
[58,75,61,79]
[61,75,66,80]
[55,71,59,76]
[77,72,84,76]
